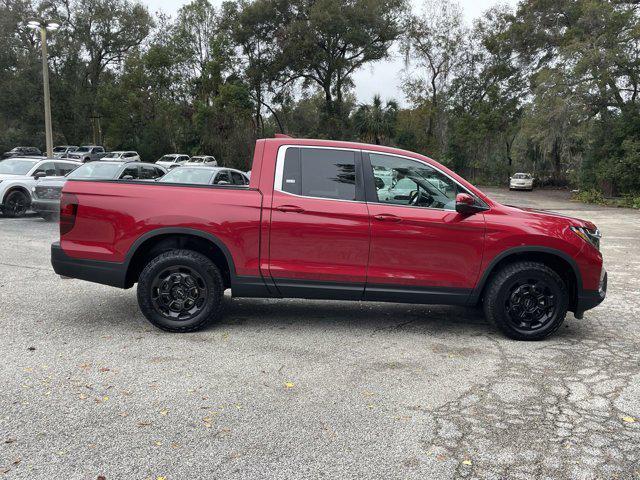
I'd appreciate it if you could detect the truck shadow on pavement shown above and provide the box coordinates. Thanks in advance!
[58,287,592,341]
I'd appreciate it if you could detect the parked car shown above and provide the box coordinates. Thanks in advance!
[509,173,534,191]
[0,158,80,217]
[66,146,107,163]
[52,146,78,158]
[101,151,141,162]
[1,147,43,160]
[51,138,606,340]
[157,166,248,185]
[32,161,166,220]
[156,154,190,169]
[184,155,217,166]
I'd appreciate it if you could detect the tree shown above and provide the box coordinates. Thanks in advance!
[402,0,466,142]
[352,95,398,145]
[281,0,406,137]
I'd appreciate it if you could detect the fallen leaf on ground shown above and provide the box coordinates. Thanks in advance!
[284,382,295,389]
[622,416,636,423]
[160,409,169,416]
[462,459,472,466]
[137,421,152,427]
[4,438,16,444]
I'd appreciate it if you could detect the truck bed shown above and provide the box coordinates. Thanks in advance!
[58,180,263,278]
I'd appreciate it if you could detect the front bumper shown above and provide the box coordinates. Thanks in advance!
[575,270,607,317]
[51,242,128,288]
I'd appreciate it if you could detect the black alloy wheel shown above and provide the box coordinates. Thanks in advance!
[504,278,558,332]
[3,190,29,218]
[137,249,224,332]
[151,265,208,321]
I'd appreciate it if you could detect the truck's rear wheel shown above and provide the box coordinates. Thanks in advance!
[483,261,568,341]
[137,249,224,332]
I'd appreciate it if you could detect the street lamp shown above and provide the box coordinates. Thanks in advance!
[27,19,60,158]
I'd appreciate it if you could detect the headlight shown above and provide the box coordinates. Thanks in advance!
[571,226,601,250]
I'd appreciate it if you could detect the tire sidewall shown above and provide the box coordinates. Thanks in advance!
[137,251,223,332]
[493,267,568,340]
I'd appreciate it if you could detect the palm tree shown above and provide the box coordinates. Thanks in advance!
[352,95,399,145]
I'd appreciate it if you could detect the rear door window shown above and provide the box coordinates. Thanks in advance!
[280,148,357,201]
[230,171,246,185]
[139,165,163,179]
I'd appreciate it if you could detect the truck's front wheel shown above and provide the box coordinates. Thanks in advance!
[137,249,224,332]
[483,261,568,340]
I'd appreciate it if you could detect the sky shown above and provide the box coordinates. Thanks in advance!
[144,0,519,106]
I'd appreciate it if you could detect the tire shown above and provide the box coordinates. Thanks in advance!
[2,190,30,218]
[483,261,568,341]
[137,249,224,332]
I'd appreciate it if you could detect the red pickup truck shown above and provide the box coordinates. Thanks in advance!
[51,138,606,340]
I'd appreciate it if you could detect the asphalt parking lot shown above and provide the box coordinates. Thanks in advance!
[1,188,639,480]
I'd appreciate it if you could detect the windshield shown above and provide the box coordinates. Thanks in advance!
[513,173,532,179]
[158,155,177,163]
[0,159,38,175]
[53,147,67,152]
[159,168,215,185]
[103,152,121,159]
[75,147,91,153]
[67,162,121,179]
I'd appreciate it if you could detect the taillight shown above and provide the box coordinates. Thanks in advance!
[60,192,78,235]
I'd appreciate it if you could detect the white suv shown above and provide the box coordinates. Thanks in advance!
[102,151,141,162]
[0,158,80,217]
[156,154,190,169]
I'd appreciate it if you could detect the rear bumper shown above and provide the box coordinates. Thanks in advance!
[32,199,60,213]
[51,242,128,288]
[575,270,607,316]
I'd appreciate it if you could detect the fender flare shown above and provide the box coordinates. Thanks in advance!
[123,227,238,280]
[468,246,583,305]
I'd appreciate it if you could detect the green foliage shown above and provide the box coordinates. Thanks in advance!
[1,0,639,196]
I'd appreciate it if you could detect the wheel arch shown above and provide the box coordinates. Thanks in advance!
[2,185,31,204]
[124,228,237,289]
[470,246,582,312]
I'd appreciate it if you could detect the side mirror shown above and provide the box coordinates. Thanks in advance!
[217,180,230,185]
[34,171,46,179]
[455,193,487,215]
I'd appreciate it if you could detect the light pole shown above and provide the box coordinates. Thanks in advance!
[27,19,60,158]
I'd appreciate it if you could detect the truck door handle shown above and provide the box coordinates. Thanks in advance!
[276,205,305,213]
[373,214,402,223]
